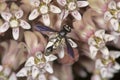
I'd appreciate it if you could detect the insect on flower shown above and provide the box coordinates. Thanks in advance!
[36,25,77,58]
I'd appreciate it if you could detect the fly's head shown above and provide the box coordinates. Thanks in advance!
[63,25,71,33]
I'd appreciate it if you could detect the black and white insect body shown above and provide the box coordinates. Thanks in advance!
[36,25,77,58]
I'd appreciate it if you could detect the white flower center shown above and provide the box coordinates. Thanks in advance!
[68,2,76,11]
[10,19,19,28]
[40,5,48,14]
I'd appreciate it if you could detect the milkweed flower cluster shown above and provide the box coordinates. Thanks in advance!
[0,0,120,80]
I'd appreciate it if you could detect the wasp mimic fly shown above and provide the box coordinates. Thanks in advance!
[36,25,77,58]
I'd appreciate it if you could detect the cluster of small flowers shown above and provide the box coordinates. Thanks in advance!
[0,0,120,80]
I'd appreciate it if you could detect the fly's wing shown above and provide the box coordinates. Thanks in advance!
[45,38,57,56]
[35,25,57,32]
[67,38,77,48]
[65,37,74,58]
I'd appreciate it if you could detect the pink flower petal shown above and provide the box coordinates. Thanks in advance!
[77,1,89,7]
[90,45,98,59]
[56,0,67,6]
[15,9,23,19]
[20,20,31,29]
[95,59,104,69]
[44,63,53,73]
[25,57,35,67]
[110,51,120,59]
[117,11,120,19]
[104,11,113,21]
[104,34,115,42]
[110,19,119,31]
[108,0,116,9]
[38,74,46,80]
[30,0,40,7]
[32,66,39,79]
[50,5,61,13]
[113,62,120,70]
[100,68,108,78]
[45,54,57,61]
[28,9,40,20]
[0,22,9,33]
[9,73,17,80]
[16,68,28,77]
[3,67,11,76]
[88,37,97,46]
[49,75,59,80]
[100,46,109,57]
[95,30,105,39]
[71,10,81,20]
[58,46,65,58]
[91,74,101,80]
[0,65,3,72]
[60,9,69,20]
[117,2,120,8]
[12,28,19,40]
[1,12,12,21]
[42,14,50,26]
[43,0,51,4]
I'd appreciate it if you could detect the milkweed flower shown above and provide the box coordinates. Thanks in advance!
[0,8,31,40]
[104,0,120,32]
[57,0,89,20]
[16,52,57,80]
[88,30,115,59]
[0,65,17,80]
[94,51,120,79]
[28,0,61,26]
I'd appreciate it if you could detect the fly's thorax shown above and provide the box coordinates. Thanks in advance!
[53,37,64,49]
[59,30,67,37]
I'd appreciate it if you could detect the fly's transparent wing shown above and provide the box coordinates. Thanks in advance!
[36,25,57,32]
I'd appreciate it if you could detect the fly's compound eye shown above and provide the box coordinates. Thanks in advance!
[63,25,71,32]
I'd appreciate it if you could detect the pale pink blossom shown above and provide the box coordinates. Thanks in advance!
[0,9,31,40]
[104,0,120,32]
[94,51,120,79]
[57,0,89,20]
[88,30,115,59]
[16,52,57,80]
[28,0,61,26]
